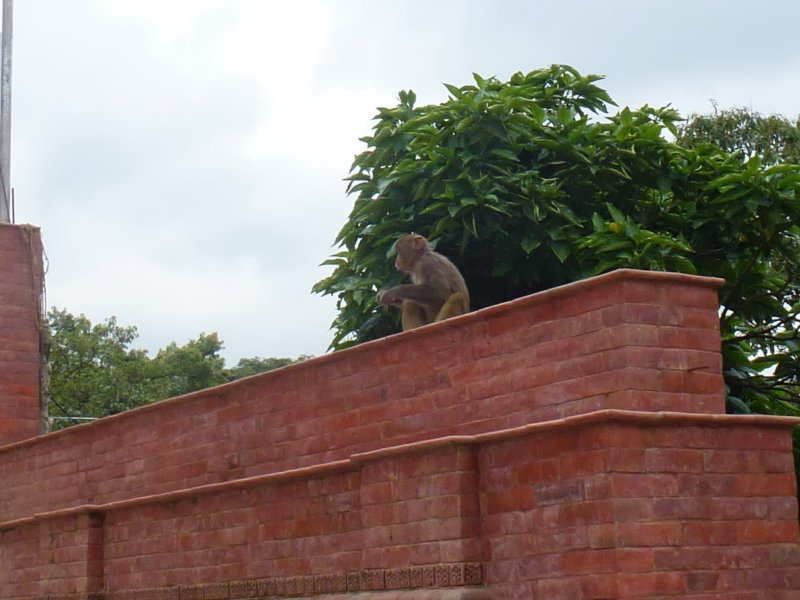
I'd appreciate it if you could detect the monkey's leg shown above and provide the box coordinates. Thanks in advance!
[401,300,429,330]
[434,292,469,322]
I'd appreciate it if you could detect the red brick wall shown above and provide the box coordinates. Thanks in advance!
[0,223,44,446]
[1,512,102,597]
[2,268,799,600]
[478,414,800,598]
[96,444,484,593]
[1,413,797,599]
[0,270,724,521]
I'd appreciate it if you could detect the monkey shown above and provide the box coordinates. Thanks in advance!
[376,233,470,330]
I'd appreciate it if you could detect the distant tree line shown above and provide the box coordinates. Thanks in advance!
[46,307,309,429]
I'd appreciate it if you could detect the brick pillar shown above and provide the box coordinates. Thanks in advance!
[0,223,45,446]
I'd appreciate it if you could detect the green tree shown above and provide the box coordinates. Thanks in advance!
[227,355,311,381]
[150,332,228,398]
[313,65,800,417]
[678,103,800,166]
[675,107,800,416]
[48,309,310,427]
[48,308,160,426]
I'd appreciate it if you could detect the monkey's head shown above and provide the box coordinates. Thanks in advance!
[394,233,431,273]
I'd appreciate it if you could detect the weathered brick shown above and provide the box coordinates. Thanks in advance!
[616,571,686,596]
[564,549,617,574]
[645,448,705,473]
[617,521,683,547]
[612,473,680,497]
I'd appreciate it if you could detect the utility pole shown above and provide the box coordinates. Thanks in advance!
[0,0,12,223]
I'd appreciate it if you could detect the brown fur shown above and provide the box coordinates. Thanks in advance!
[376,234,470,330]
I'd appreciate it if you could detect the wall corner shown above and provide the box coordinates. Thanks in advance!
[0,223,47,445]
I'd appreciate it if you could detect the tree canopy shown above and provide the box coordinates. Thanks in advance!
[678,103,800,166]
[313,64,800,416]
[48,308,160,422]
[47,307,308,428]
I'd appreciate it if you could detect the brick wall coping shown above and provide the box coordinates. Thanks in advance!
[0,268,726,455]
[0,221,39,231]
[2,408,795,532]
[350,408,800,462]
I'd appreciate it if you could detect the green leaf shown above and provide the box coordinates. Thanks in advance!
[490,148,520,162]
[492,262,514,277]
[550,242,570,263]
[657,176,672,195]
[521,236,541,254]
[444,83,463,99]
[606,203,626,223]
[726,395,752,414]
[668,255,698,274]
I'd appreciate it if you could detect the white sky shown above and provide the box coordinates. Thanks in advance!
[11,0,800,364]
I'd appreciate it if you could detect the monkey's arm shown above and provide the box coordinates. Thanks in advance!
[377,284,447,308]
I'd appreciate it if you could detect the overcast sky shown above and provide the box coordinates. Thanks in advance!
[11,0,800,364]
